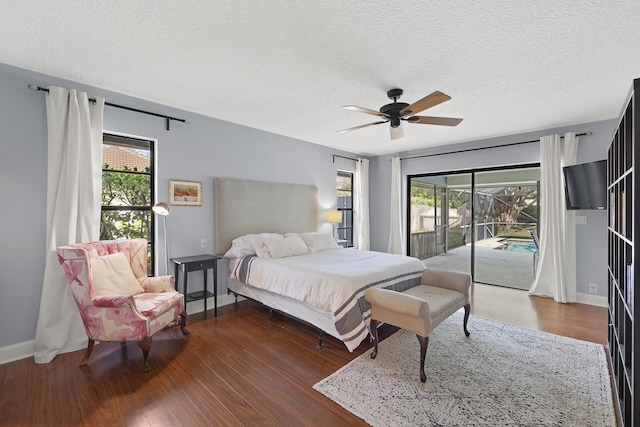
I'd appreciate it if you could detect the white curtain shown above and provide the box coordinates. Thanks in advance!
[388,157,404,254]
[355,158,370,250]
[34,87,104,363]
[529,132,579,303]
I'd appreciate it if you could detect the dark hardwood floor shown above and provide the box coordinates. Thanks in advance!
[0,283,608,426]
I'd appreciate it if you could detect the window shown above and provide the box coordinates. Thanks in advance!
[100,133,155,271]
[336,171,353,247]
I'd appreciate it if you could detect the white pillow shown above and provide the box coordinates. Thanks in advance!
[301,232,340,252]
[224,236,256,258]
[265,236,309,258]
[91,252,145,297]
[247,233,284,258]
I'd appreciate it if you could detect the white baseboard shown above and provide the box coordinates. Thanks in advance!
[183,293,241,315]
[576,292,608,308]
[0,340,34,365]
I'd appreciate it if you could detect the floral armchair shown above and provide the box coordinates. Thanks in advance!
[56,238,188,371]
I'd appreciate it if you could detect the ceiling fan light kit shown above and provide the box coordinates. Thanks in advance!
[338,88,462,140]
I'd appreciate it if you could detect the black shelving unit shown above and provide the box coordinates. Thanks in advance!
[608,78,639,427]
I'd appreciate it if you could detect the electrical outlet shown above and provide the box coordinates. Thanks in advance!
[201,238,207,248]
[576,216,587,225]
[588,283,598,294]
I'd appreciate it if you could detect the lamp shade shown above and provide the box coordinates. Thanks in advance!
[326,210,342,224]
[152,202,170,216]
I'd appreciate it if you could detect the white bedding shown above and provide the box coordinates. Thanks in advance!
[230,248,425,351]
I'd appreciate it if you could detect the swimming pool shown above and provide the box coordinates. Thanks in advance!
[500,239,538,253]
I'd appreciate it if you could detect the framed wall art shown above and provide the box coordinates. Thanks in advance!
[168,179,202,206]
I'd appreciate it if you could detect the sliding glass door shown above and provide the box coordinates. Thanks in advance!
[472,168,539,289]
[409,173,472,276]
[408,165,539,290]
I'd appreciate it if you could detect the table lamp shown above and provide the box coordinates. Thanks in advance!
[326,210,342,240]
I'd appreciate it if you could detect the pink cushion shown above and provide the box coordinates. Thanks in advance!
[133,292,183,317]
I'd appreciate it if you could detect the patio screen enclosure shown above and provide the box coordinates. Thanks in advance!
[408,164,540,290]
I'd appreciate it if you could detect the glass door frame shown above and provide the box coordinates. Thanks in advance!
[406,162,540,285]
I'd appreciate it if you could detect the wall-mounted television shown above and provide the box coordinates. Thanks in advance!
[562,159,607,210]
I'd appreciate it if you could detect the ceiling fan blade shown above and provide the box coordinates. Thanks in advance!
[399,91,451,116]
[337,121,387,134]
[343,105,389,118]
[390,125,404,140]
[409,116,463,126]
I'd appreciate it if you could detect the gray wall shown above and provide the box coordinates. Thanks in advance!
[0,63,357,349]
[369,119,617,298]
[0,60,618,353]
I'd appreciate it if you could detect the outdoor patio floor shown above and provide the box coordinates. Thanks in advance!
[422,240,536,291]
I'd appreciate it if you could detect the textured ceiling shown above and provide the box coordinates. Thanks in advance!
[2,1,640,156]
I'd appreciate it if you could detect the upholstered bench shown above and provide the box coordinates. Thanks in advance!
[365,269,471,382]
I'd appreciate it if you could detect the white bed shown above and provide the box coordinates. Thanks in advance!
[214,177,424,351]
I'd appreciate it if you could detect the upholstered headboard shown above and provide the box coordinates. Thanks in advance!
[214,177,319,255]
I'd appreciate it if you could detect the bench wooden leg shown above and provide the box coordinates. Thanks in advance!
[417,335,429,382]
[369,319,380,359]
[463,303,471,337]
[417,305,469,383]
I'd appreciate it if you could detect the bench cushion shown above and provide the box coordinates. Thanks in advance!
[403,285,466,333]
[367,284,466,337]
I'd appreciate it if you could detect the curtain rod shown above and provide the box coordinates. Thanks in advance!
[28,84,189,131]
[400,131,592,161]
[332,154,359,163]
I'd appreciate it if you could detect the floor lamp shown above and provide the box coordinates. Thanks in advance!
[152,202,170,275]
[326,210,342,241]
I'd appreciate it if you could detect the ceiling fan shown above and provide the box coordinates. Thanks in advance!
[337,88,462,140]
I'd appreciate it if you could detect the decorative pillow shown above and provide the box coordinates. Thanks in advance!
[247,233,284,258]
[301,232,340,252]
[266,236,309,258]
[90,252,145,297]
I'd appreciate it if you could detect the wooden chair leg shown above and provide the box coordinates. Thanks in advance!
[369,319,380,359]
[138,336,153,372]
[463,303,471,337]
[179,312,190,335]
[417,335,429,383]
[79,338,95,367]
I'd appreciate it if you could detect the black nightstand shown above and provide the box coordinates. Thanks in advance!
[171,254,221,316]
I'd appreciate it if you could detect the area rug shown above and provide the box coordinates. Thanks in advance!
[313,312,615,426]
